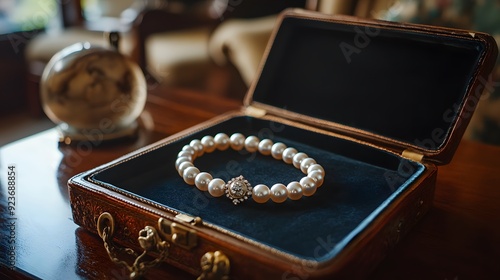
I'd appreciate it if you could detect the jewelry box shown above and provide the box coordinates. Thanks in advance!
[68,9,498,279]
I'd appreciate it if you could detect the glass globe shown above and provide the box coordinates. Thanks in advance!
[40,42,147,143]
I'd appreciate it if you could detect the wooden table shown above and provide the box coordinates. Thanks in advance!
[1,87,499,279]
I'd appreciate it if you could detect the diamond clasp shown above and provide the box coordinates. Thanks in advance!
[225,175,252,205]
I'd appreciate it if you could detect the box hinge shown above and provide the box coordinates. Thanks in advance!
[175,213,203,226]
[158,217,198,250]
[245,106,266,117]
[402,149,424,162]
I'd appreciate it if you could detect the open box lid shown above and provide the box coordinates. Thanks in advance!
[244,9,498,164]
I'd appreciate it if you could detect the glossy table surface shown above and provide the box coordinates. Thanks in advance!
[1,87,500,279]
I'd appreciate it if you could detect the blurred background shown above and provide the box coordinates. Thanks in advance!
[1,0,499,146]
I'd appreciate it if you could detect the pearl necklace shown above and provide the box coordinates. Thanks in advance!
[175,133,325,205]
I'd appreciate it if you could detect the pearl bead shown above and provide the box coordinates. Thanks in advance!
[190,139,204,157]
[175,156,192,170]
[230,133,245,151]
[292,152,308,169]
[308,170,324,187]
[286,181,303,200]
[258,139,273,155]
[307,164,325,176]
[252,184,270,203]
[201,136,216,153]
[300,158,317,173]
[195,172,213,191]
[177,150,193,160]
[244,136,260,153]
[300,176,317,196]
[183,166,200,185]
[270,183,288,203]
[214,133,230,150]
[271,142,287,160]
[182,145,196,156]
[208,178,226,197]
[177,161,193,176]
[282,147,298,164]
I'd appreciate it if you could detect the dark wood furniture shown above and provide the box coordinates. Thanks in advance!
[1,86,499,279]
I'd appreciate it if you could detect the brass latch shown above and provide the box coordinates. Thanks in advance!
[198,251,230,280]
[158,217,198,250]
[96,213,199,279]
[97,212,169,279]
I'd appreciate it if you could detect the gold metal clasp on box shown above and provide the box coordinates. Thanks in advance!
[158,216,198,250]
[198,251,230,280]
[96,212,200,279]
[97,212,170,279]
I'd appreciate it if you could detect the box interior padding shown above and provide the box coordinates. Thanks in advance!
[252,16,485,151]
[89,116,425,261]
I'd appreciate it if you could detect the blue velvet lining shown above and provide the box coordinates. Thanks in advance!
[91,117,425,261]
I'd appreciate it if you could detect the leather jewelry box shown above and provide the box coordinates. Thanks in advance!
[68,9,498,279]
